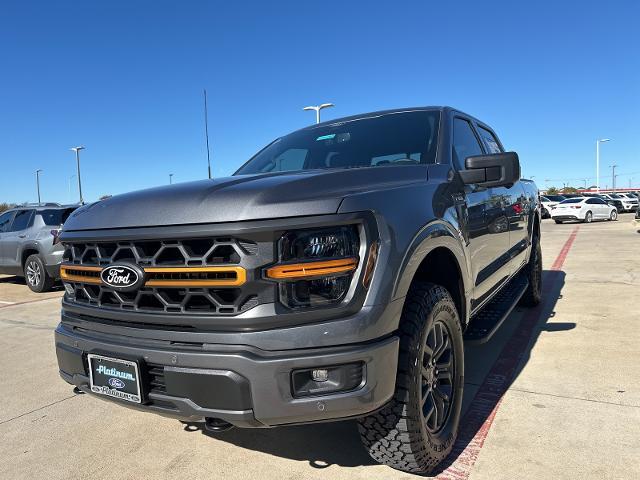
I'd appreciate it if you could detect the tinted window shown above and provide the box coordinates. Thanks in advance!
[595,198,607,204]
[39,208,76,226]
[452,118,484,169]
[540,196,549,202]
[559,198,584,204]
[235,111,440,174]
[9,210,33,231]
[586,198,597,204]
[0,211,13,232]
[546,195,566,202]
[477,126,502,154]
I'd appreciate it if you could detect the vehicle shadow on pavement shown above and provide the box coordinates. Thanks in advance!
[0,275,63,291]
[184,270,572,474]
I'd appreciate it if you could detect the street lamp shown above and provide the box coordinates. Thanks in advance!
[35,169,43,205]
[596,138,611,193]
[303,103,334,124]
[70,146,85,204]
[169,173,174,185]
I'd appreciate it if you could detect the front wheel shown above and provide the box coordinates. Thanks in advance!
[358,283,464,474]
[609,210,618,221]
[583,211,593,223]
[24,254,55,293]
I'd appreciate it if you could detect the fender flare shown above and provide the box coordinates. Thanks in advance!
[392,220,472,321]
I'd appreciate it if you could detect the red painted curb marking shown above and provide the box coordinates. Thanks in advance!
[436,226,579,479]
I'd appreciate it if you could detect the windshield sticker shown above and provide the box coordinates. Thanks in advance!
[316,134,336,141]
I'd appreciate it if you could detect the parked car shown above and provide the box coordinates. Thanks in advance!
[540,195,565,218]
[54,106,541,474]
[551,197,617,224]
[592,193,624,213]
[613,193,639,212]
[0,205,77,291]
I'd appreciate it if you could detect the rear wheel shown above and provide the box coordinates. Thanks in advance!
[609,210,618,221]
[583,211,593,223]
[358,283,464,474]
[24,254,54,293]
[520,229,542,306]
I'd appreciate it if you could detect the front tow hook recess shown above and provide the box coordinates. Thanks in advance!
[204,417,234,433]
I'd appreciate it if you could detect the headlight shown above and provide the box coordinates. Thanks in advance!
[266,226,360,309]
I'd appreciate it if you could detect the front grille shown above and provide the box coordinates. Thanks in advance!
[62,236,270,317]
[63,238,250,267]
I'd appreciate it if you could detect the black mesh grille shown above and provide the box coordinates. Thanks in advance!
[62,237,266,316]
[63,238,251,267]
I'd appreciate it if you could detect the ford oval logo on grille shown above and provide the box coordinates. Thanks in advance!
[108,377,126,389]
[101,264,144,291]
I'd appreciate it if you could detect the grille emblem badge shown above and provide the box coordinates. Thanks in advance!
[100,264,144,291]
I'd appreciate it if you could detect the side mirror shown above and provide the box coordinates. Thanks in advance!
[459,152,521,188]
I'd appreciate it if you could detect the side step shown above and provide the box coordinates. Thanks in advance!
[464,273,529,344]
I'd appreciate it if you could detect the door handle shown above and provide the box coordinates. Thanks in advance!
[18,234,27,238]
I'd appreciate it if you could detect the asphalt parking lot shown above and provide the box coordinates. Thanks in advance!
[1,218,639,480]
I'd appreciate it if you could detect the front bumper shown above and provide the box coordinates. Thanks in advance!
[55,323,398,427]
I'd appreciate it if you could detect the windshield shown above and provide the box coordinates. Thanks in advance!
[234,110,440,175]
[608,194,622,198]
[559,198,584,204]
[545,195,565,201]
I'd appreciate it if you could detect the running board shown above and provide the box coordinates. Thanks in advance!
[464,273,529,344]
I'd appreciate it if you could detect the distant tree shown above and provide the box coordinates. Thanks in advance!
[561,186,579,194]
[546,187,559,195]
[0,202,14,213]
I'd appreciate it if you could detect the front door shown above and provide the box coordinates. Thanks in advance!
[453,117,511,307]
[0,211,16,267]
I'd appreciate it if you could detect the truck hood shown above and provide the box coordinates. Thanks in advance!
[63,166,429,231]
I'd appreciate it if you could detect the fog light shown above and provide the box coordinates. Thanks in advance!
[311,369,329,382]
[291,363,364,398]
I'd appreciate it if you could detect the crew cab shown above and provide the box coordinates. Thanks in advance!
[54,107,541,474]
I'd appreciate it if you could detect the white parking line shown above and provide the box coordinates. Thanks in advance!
[0,301,15,305]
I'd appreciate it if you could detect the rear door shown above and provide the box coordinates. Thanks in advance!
[2,209,34,268]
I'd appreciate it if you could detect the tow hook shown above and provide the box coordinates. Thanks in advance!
[204,417,234,433]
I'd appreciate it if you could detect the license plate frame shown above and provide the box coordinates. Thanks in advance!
[87,354,142,404]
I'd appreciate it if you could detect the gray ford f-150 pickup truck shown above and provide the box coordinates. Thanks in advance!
[55,106,541,474]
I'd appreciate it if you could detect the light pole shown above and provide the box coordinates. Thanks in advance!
[596,138,610,193]
[610,164,618,191]
[35,169,43,205]
[169,173,174,184]
[70,146,85,204]
[303,103,334,124]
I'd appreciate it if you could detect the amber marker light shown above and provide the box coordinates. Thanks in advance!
[266,257,358,280]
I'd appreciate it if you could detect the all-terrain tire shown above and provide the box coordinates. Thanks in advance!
[519,230,542,307]
[24,254,55,293]
[358,282,464,474]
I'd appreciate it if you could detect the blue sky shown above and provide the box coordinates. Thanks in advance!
[1,0,638,203]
